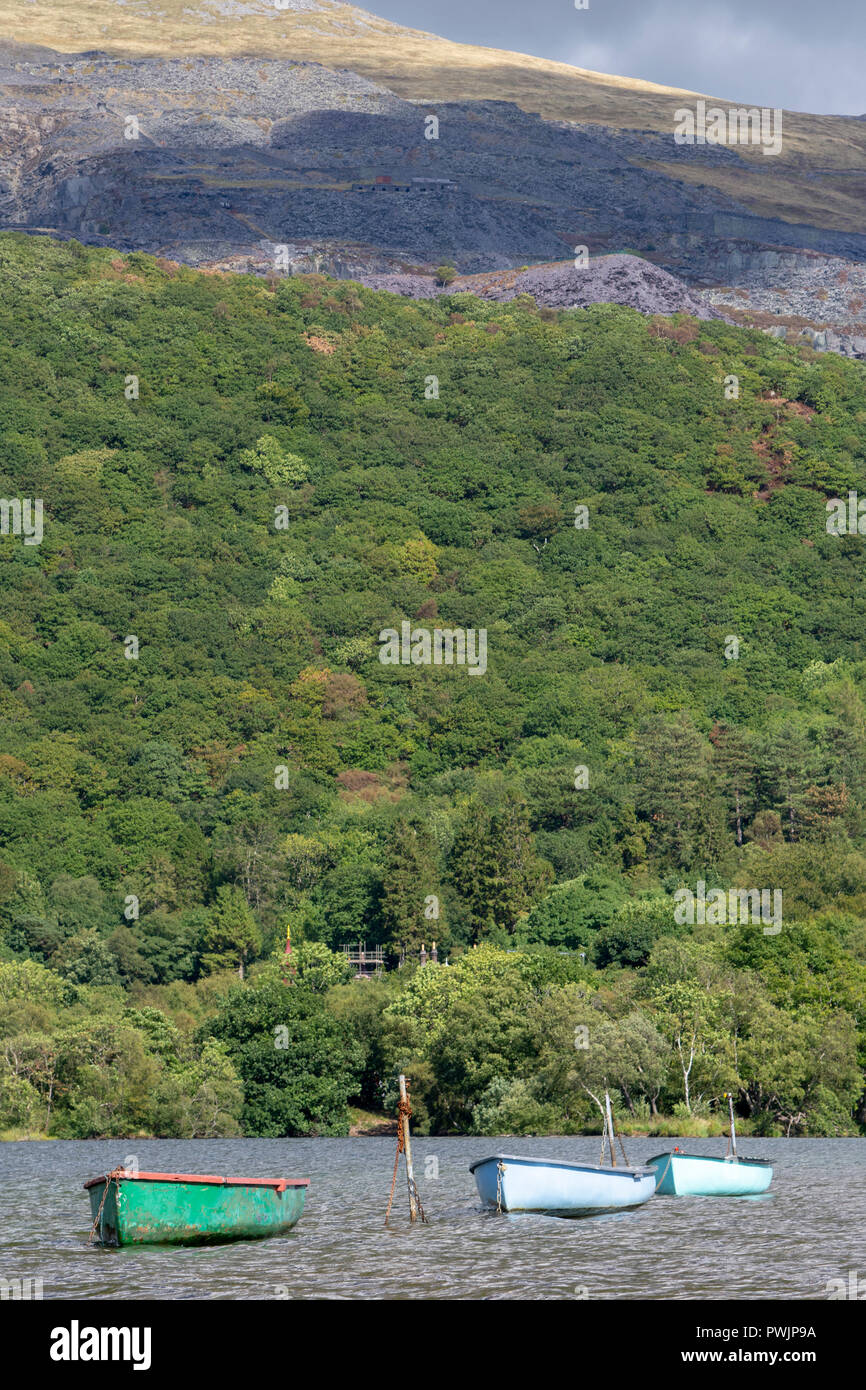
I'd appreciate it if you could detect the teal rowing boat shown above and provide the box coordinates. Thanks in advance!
[646,1149,773,1196]
[85,1169,309,1246]
[646,1095,773,1197]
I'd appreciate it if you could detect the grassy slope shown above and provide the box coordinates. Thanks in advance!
[3,1,866,236]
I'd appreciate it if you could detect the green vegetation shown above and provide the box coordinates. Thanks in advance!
[434,263,458,287]
[1,233,866,1138]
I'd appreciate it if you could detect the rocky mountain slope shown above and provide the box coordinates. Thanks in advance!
[699,250,866,356]
[357,255,723,319]
[4,45,866,279]
[1,8,865,355]
[3,0,866,240]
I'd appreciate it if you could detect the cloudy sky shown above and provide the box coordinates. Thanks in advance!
[368,0,866,115]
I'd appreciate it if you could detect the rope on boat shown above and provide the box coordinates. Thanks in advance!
[384,1093,427,1225]
[383,1103,406,1226]
[87,1166,126,1245]
[655,1152,674,1191]
[496,1161,505,1215]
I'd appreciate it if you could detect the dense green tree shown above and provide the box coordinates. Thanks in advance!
[711,725,758,847]
[448,794,551,942]
[521,873,626,950]
[206,974,362,1135]
[201,886,262,980]
[634,714,710,866]
[379,818,443,954]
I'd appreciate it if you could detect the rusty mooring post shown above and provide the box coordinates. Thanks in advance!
[384,1073,427,1225]
[399,1073,418,1222]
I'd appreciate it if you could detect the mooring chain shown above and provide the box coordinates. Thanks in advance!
[87,1166,126,1245]
[409,1175,428,1224]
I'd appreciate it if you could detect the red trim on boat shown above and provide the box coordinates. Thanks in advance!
[84,1171,310,1190]
[225,1177,309,1190]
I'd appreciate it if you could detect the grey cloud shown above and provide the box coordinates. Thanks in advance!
[369,0,866,115]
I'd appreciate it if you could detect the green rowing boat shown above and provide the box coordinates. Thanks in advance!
[85,1169,309,1246]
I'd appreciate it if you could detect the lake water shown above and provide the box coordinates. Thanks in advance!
[1,1136,864,1300]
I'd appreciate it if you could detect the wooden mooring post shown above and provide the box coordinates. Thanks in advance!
[605,1090,617,1168]
[400,1074,417,1223]
[384,1073,427,1225]
[726,1091,738,1160]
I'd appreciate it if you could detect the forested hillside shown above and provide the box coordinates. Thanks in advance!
[2,233,866,1139]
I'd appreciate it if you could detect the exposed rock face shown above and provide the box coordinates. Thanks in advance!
[6,46,866,283]
[465,256,723,318]
[697,249,866,358]
[0,50,415,238]
[800,329,866,357]
[357,255,724,319]
[704,249,866,323]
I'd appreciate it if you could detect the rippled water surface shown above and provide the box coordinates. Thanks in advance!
[1,1137,864,1300]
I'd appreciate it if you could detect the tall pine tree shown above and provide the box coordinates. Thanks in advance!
[379,818,443,955]
[447,794,551,943]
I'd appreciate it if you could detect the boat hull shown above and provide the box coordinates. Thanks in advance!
[470,1154,656,1217]
[85,1171,309,1246]
[646,1152,773,1196]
